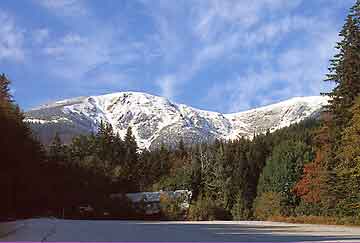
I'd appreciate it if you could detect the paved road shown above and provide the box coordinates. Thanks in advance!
[2,219,360,242]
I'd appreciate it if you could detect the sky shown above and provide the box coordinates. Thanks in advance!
[0,0,355,113]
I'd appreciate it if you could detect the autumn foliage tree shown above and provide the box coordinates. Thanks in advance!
[295,0,360,218]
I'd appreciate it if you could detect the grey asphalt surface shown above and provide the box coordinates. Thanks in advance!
[2,219,360,242]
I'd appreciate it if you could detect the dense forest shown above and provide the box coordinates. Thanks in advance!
[1,1,360,223]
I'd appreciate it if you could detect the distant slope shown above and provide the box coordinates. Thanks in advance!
[25,92,328,149]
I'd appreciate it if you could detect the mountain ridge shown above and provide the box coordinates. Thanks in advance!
[24,92,328,149]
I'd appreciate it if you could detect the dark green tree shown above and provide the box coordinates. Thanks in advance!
[49,133,68,163]
[256,140,314,216]
[334,97,360,216]
[0,74,45,218]
[0,73,12,103]
[324,9,360,130]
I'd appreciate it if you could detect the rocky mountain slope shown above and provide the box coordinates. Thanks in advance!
[24,92,328,149]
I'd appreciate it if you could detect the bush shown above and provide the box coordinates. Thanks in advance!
[334,197,360,218]
[152,168,192,192]
[231,194,251,220]
[188,196,230,221]
[295,200,323,217]
[159,194,185,220]
[99,194,142,219]
[254,192,283,220]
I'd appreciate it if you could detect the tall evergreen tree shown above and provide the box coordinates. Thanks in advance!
[0,73,12,103]
[324,9,360,129]
[49,133,68,163]
[334,97,360,216]
[124,127,138,164]
[299,1,360,217]
[0,74,45,217]
[123,126,139,190]
[257,140,313,216]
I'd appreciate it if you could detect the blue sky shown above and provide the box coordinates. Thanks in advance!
[0,0,355,112]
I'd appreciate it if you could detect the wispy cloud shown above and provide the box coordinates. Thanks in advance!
[33,0,144,92]
[205,19,340,112]
[44,33,90,58]
[194,0,346,112]
[192,0,302,42]
[32,28,50,44]
[3,0,354,111]
[36,0,89,16]
[142,0,307,101]
[0,11,25,62]
[156,74,176,99]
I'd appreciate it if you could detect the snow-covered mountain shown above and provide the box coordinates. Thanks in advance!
[25,92,328,149]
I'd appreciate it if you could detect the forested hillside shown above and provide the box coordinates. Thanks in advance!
[0,74,45,218]
[255,0,360,224]
[1,0,360,223]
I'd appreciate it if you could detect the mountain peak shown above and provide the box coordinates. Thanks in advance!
[25,92,328,149]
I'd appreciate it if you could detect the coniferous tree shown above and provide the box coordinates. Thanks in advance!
[124,126,138,163]
[295,0,360,218]
[334,97,360,216]
[256,140,313,216]
[323,1,360,216]
[49,133,68,163]
[0,74,45,218]
[123,126,139,190]
[324,13,360,128]
[0,73,12,103]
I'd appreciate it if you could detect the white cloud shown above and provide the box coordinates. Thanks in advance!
[40,30,142,86]
[32,28,50,44]
[42,33,109,80]
[6,0,352,111]
[36,0,88,16]
[62,33,85,45]
[142,1,185,65]
[156,74,176,99]
[145,0,309,101]
[206,23,340,113]
[0,11,25,62]
[143,0,347,112]
[43,33,88,57]
[192,0,303,43]
[35,1,143,90]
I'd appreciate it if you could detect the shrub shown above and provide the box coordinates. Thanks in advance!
[159,194,184,220]
[100,194,142,219]
[188,196,230,221]
[231,194,251,220]
[254,191,283,220]
[294,200,323,217]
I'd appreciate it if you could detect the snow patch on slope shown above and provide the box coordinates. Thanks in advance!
[25,92,329,149]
